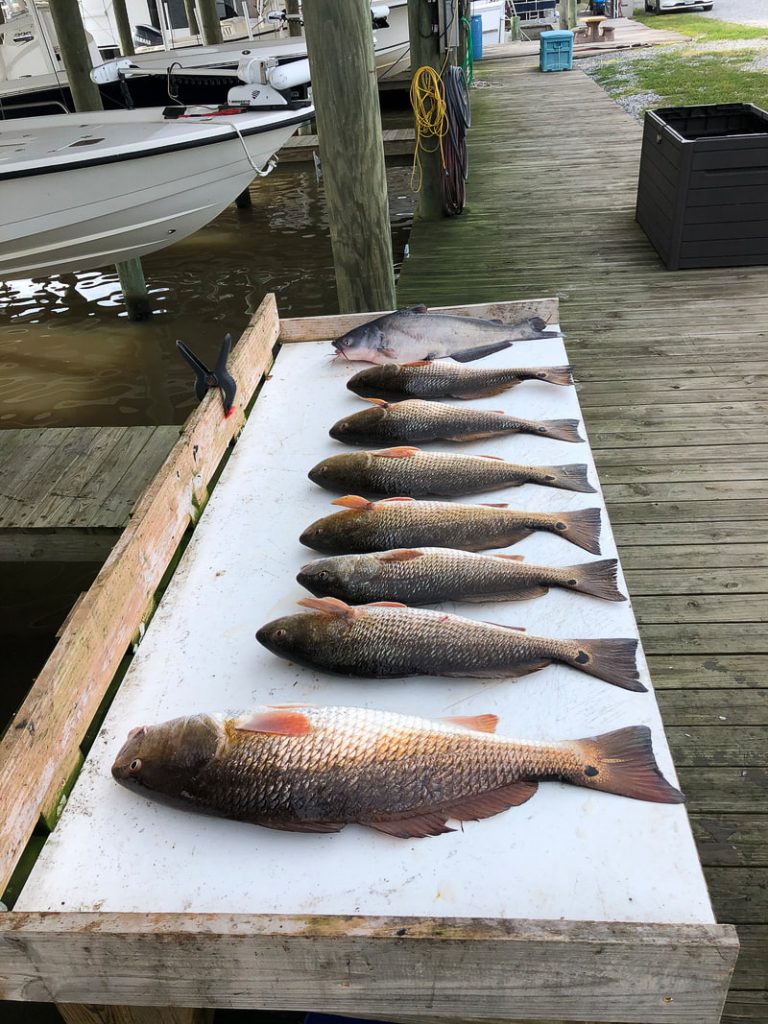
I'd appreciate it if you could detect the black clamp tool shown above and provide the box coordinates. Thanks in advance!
[176,333,237,417]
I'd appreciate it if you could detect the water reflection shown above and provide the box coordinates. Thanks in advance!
[0,160,416,429]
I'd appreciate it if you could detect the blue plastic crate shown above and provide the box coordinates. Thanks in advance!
[539,30,574,73]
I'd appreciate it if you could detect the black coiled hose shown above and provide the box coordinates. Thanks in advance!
[442,64,471,216]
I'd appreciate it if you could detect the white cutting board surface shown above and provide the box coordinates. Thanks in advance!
[18,330,715,925]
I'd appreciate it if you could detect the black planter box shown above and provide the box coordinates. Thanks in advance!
[636,103,768,270]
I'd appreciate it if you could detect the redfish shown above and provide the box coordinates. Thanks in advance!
[257,597,642,690]
[297,549,626,605]
[300,496,602,555]
[308,447,594,497]
[330,398,583,446]
[112,705,683,838]
[347,362,575,400]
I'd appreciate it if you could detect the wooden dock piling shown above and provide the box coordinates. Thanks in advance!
[112,0,135,56]
[407,0,445,221]
[197,0,223,45]
[302,0,396,312]
[48,0,103,111]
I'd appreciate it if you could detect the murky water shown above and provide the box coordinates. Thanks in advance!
[0,151,416,731]
[0,158,416,429]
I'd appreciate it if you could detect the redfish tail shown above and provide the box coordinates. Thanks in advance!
[562,638,643,691]
[542,464,595,494]
[565,559,626,602]
[552,507,601,554]
[540,418,584,443]
[567,726,685,804]
[539,365,574,386]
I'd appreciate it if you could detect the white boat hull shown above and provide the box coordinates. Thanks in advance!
[0,109,310,278]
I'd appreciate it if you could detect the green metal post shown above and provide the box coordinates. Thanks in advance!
[183,0,200,36]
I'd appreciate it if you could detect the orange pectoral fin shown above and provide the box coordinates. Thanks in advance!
[494,553,525,561]
[441,714,499,733]
[374,446,421,459]
[332,495,373,510]
[480,502,508,508]
[402,360,432,367]
[298,597,358,619]
[235,710,313,736]
[363,601,408,608]
[380,496,417,503]
[360,397,389,407]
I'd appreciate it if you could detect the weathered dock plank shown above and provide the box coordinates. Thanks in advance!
[0,426,179,560]
[279,127,415,162]
[397,57,767,1024]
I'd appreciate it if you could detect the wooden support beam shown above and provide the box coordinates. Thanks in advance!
[559,0,578,30]
[302,0,396,313]
[196,0,222,45]
[57,1005,213,1024]
[0,295,280,897]
[112,0,135,56]
[48,0,103,111]
[183,0,200,37]
[407,0,444,220]
[115,258,152,321]
[0,913,738,1021]
[286,0,302,37]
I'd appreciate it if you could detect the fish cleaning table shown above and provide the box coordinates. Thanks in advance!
[0,300,737,1024]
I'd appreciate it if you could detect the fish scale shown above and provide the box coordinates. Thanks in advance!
[112,706,685,837]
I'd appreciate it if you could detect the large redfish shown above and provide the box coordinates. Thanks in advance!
[347,362,575,400]
[112,705,684,838]
[257,598,643,690]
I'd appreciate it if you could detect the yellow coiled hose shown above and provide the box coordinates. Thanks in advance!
[409,64,447,193]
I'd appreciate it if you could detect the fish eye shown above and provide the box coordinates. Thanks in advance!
[317,466,328,474]
[317,571,329,580]
[273,628,287,641]
[129,759,142,773]
[337,422,349,431]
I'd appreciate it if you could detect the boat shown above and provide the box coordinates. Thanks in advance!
[0,0,410,118]
[0,78,314,278]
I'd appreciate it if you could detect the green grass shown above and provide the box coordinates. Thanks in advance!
[633,11,768,41]
[592,49,768,110]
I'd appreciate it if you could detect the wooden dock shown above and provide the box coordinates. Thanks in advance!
[0,426,179,561]
[398,59,768,1024]
[279,127,415,162]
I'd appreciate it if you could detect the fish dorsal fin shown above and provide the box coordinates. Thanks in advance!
[478,454,505,461]
[485,620,526,631]
[401,304,428,314]
[374,446,421,459]
[235,709,312,736]
[481,502,508,508]
[332,495,373,510]
[377,549,423,562]
[298,596,357,620]
[441,714,498,733]
[380,496,417,504]
[402,360,432,367]
[495,553,525,562]
[363,600,408,609]
[360,397,389,407]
